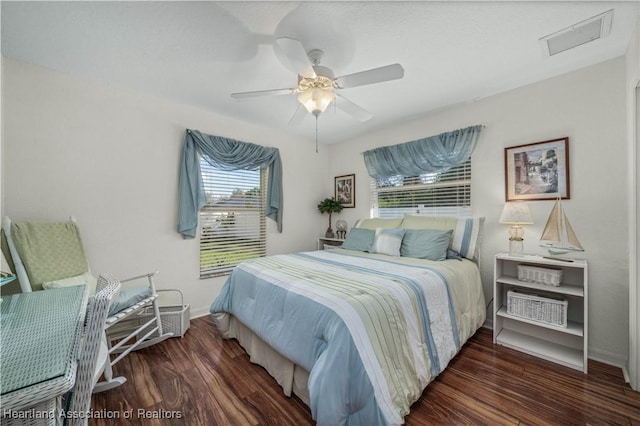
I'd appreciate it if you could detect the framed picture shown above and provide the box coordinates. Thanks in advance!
[335,174,355,208]
[504,137,570,201]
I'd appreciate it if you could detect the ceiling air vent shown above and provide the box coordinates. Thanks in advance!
[539,9,613,56]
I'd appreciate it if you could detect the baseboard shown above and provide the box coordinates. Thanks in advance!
[190,306,212,319]
[588,347,628,370]
[623,365,631,384]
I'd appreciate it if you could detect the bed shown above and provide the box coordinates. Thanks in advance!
[210,216,486,425]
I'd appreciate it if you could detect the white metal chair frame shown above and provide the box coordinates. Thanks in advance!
[2,217,173,393]
[95,271,171,393]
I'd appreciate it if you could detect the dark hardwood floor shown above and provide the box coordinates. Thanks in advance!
[91,316,640,425]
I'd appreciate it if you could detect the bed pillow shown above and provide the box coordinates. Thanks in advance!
[341,228,375,252]
[372,228,406,257]
[446,248,464,261]
[402,214,484,260]
[354,217,403,230]
[400,229,452,261]
[450,217,484,260]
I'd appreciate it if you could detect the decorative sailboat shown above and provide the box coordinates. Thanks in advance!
[539,197,584,259]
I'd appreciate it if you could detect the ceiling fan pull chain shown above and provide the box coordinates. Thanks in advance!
[315,115,319,153]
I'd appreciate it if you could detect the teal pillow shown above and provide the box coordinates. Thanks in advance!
[372,228,406,257]
[341,228,375,252]
[401,229,453,261]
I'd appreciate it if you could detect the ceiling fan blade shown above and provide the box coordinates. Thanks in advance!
[288,104,307,126]
[335,94,373,122]
[275,37,316,79]
[230,88,295,99]
[334,63,404,89]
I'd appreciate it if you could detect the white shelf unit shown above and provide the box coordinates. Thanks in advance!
[493,253,588,373]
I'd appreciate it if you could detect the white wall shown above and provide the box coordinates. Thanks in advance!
[0,58,329,317]
[328,58,629,366]
[1,55,631,366]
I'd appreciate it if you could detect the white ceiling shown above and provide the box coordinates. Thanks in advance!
[2,1,638,145]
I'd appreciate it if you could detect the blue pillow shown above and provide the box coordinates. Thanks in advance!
[341,228,375,252]
[401,229,453,261]
[108,286,153,316]
[372,228,406,257]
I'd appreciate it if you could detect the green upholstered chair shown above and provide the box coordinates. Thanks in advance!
[2,217,173,393]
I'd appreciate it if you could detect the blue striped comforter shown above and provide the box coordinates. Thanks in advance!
[210,249,485,425]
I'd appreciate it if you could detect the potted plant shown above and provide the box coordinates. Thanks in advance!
[317,197,343,238]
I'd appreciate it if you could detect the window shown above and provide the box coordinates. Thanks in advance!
[199,159,267,278]
[370,159,472,218]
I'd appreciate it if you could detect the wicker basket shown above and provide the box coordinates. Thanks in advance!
[139,289,190,338]
[507,290,567,327]
[517,264,563,286]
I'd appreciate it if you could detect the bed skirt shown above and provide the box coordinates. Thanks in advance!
[214,312,311,406]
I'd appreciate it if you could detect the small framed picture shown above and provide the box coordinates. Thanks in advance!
[504,137,570,201]
[335,174,355,208]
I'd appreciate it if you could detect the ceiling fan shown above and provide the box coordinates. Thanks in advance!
[231,37,405,125]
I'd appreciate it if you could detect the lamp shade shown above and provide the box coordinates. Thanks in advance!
[499,202,533,224]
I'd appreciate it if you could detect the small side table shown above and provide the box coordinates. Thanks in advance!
[317,237,345,250]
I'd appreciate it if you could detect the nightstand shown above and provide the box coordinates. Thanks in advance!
[493,253,588,373]
[317,237,344,250]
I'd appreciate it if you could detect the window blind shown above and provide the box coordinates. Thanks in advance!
[199,160,267,278]
[370,159,472,218]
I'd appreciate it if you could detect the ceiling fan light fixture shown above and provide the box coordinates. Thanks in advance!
[297,87,336,116]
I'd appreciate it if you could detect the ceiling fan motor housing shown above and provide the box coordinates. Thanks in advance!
[306,49,324,66]
[298,66,334,91]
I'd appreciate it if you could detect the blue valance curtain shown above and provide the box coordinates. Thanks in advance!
[177,129,283,238]
[363,125,483,179]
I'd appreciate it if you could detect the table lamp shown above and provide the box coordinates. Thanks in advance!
[499,202,533,256]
